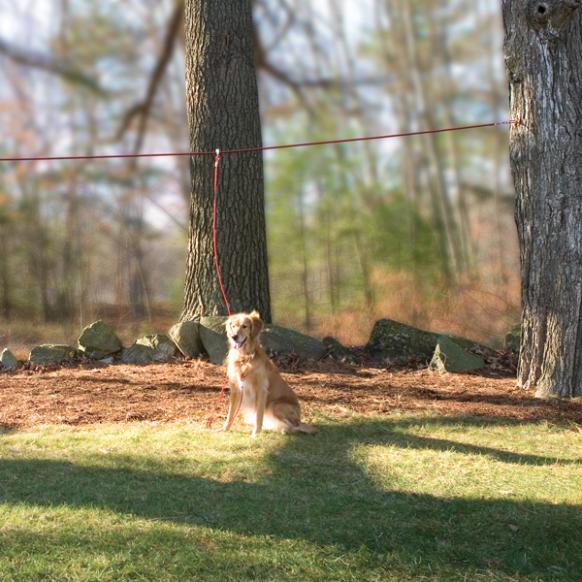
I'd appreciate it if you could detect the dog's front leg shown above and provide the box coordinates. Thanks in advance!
[252,381,268,437]
[221,382,242,432]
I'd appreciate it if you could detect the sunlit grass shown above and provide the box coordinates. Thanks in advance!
[1,416,581,581]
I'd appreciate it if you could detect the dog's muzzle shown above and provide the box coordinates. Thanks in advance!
[231,336,247,349]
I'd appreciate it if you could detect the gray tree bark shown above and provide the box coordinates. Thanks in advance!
[181,0,271,322]
[503,0,582,397]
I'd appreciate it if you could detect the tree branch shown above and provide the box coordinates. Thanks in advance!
[0,36,105,94]
[115,0,185,151]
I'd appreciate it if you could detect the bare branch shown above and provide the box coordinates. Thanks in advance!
[116,0,185,150]
[0,36,105,94]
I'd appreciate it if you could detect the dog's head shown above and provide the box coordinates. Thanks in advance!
[226,311,263,351]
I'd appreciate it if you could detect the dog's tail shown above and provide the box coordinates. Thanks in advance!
[293,423,318,435]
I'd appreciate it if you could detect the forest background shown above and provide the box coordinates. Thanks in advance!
[0,0,518,352]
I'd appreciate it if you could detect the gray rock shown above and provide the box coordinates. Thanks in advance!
[29,344,77,366]
[200,315,229,332]
[136,334,177,362]
[366,318,481,363]
[366,319,439,361]
[323,336,355,361]
[199,316,228,364]
[78,320,123,359]
[263,324,326,360]
[121,343,155,365]
[168,321,203,358]
[429,336,485,373]
[0,348,19,371]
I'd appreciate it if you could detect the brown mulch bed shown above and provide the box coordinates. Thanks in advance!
[1,359,581,430]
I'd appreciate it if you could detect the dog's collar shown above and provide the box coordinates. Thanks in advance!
[238,372,246,385]
[231,348,258,362]
[232,353,257,380]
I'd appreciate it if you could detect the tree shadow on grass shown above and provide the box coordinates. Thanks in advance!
[0,417,580,579]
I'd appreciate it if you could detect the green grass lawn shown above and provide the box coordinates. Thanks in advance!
[1,415,581,581]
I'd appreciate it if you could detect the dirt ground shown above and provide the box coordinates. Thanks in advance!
[1,358,581,430]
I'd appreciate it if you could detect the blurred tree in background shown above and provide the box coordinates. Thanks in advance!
[0,0,519,350]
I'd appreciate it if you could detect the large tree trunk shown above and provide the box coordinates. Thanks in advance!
[503,0,582,398]
[181,0,271,321]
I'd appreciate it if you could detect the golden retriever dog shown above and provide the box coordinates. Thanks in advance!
[221,311,317,437]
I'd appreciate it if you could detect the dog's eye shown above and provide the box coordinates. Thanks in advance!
[242,324,248,329]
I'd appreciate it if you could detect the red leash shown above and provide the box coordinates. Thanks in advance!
[212,150,232,317]
[206,150,232,428]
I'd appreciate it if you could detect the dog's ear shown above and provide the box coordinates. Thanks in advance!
[249,311,263,337]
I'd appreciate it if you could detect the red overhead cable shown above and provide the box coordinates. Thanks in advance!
[0,120,515,163]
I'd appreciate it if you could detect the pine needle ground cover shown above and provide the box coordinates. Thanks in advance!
[1,415,581,581]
